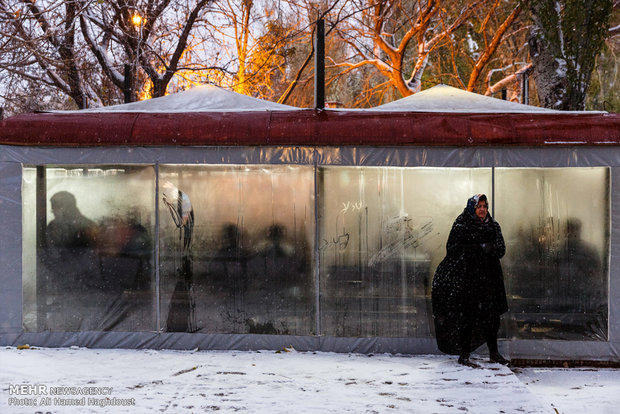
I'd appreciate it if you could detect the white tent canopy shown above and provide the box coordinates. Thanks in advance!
[372,84,596,113]
[82,84,299,112]
[67,83,607,114]
[71,83,586,114]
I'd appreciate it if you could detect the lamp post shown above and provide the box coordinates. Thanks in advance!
[123,64,133,103]
[124,11,144,103]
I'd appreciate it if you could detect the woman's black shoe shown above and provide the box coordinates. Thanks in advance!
[489,352,510,365]
[458,356,480,368]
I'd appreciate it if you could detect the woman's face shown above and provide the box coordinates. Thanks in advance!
[475,200,488,220]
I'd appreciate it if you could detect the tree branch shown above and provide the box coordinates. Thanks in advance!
[467,5,521,91]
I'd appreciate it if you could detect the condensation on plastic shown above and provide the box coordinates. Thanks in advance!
[496,168,609,342]
[318,167,492,338]
[158,165,314,336]
[1,145,620,360]
[22,166,156,332]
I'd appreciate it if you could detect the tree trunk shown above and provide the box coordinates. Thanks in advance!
[527,0,613,110]
[528,25,568,109]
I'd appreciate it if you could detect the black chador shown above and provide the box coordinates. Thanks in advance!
[432,194,508,364]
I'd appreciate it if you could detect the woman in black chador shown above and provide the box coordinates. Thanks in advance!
[432,194,509,368]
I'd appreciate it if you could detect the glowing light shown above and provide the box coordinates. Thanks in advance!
[138,81,152,101]
[131,13,143,27]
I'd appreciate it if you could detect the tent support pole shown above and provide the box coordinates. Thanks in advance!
[155,163,161,332]
[36,166,47,331]
[314,18,325,110]
[313,153,322,336]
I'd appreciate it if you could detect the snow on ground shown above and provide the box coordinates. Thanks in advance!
[513,366,620,414]
[1,347,619,414]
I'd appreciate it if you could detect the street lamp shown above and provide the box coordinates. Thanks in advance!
[131,13,143,27]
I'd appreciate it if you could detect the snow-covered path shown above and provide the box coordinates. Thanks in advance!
[1,347,618,413]
[513,365,620,414]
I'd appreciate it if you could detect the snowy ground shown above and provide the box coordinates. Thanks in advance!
[1,347,619,414]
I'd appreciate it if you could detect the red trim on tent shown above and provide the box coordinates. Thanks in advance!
[1,110,620,146]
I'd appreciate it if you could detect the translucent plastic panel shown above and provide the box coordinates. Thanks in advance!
[22,166,156,332]
[318,167,492,337]
[159,165,315,335]
[496,168,609,340]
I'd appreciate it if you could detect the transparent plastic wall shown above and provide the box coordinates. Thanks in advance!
[496,168,610,340]
[318,167,492,337]
[21,162,610,342]
[22,166,156,332]
[159,165,315,335]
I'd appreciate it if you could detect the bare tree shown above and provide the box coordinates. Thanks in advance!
[309,0,528,107]
[3,0,615,114]
[276,0,346,105]
[208,0,299,100]
[587,1,620,111]
[465,1,521,92]
[0,0,102,109]
[428,0,528,99]
[611,0,620,36]
[0,0,220,112]
[326,1,486,99]
[80,0,217,101]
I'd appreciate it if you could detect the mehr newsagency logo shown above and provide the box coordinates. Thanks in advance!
[8,383,135,408]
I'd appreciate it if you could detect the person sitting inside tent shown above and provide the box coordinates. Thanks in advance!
[42,191,100,330]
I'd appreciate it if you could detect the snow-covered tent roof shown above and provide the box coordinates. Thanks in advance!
[373,84,600,113]
[80,85,298,112]
[70,83,594,114]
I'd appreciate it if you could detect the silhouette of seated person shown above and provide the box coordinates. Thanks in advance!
[42,191,100,330]
[253,224,297,288]
[98,214,152,293]
[211,223,248,293]
[45,191,99,291]
[557,218,603,312]
[509,219,559,301]
[95,213,153,331]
